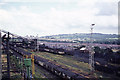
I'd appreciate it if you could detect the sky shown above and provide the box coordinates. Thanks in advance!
[0,0,119,37]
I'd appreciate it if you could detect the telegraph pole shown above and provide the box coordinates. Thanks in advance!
[0,30,2,80]
[6,32,10,79]
[89,24,95,72]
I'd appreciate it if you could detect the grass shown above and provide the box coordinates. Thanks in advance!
[26,50,120,78]
[32,52,90,74]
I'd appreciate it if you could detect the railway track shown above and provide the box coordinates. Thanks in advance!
[38,45,120,77]
[8,45,88,79]
[2,29,119,79]
[9,47,61,79]
[34,63,61,79]
[3,42,120,79]
[30,50,120,78]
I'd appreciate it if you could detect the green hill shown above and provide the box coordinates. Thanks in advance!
[40,33,119,44]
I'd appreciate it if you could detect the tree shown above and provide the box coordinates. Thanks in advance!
[94,46,101,54]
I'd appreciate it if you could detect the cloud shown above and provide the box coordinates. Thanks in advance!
[0,4,96,36]
[1,0,81,3]
[95,1,118,16]
[0,0,118,37]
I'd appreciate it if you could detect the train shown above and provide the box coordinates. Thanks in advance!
[9,42,120,78]
[39,43,77,55]
[8,41,120,77]
[39,45,66,55]
[39,43,120,64]
[2,30,120,79]
[8,43,88,79]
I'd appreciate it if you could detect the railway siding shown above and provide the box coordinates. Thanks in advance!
[33,52,90,74]
[9,45,120,79]
[31,51,120,78]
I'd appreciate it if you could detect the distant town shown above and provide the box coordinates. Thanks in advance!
[25,33,119,44]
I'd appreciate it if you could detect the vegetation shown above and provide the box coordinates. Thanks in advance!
[40,33,119,44]
[32,52,90,74]
[29,51,119,78]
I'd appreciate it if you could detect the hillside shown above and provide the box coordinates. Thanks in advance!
[41,33,117,40]
[40,33,119,44]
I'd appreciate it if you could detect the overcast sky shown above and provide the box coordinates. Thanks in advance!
[0,0,119,37]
